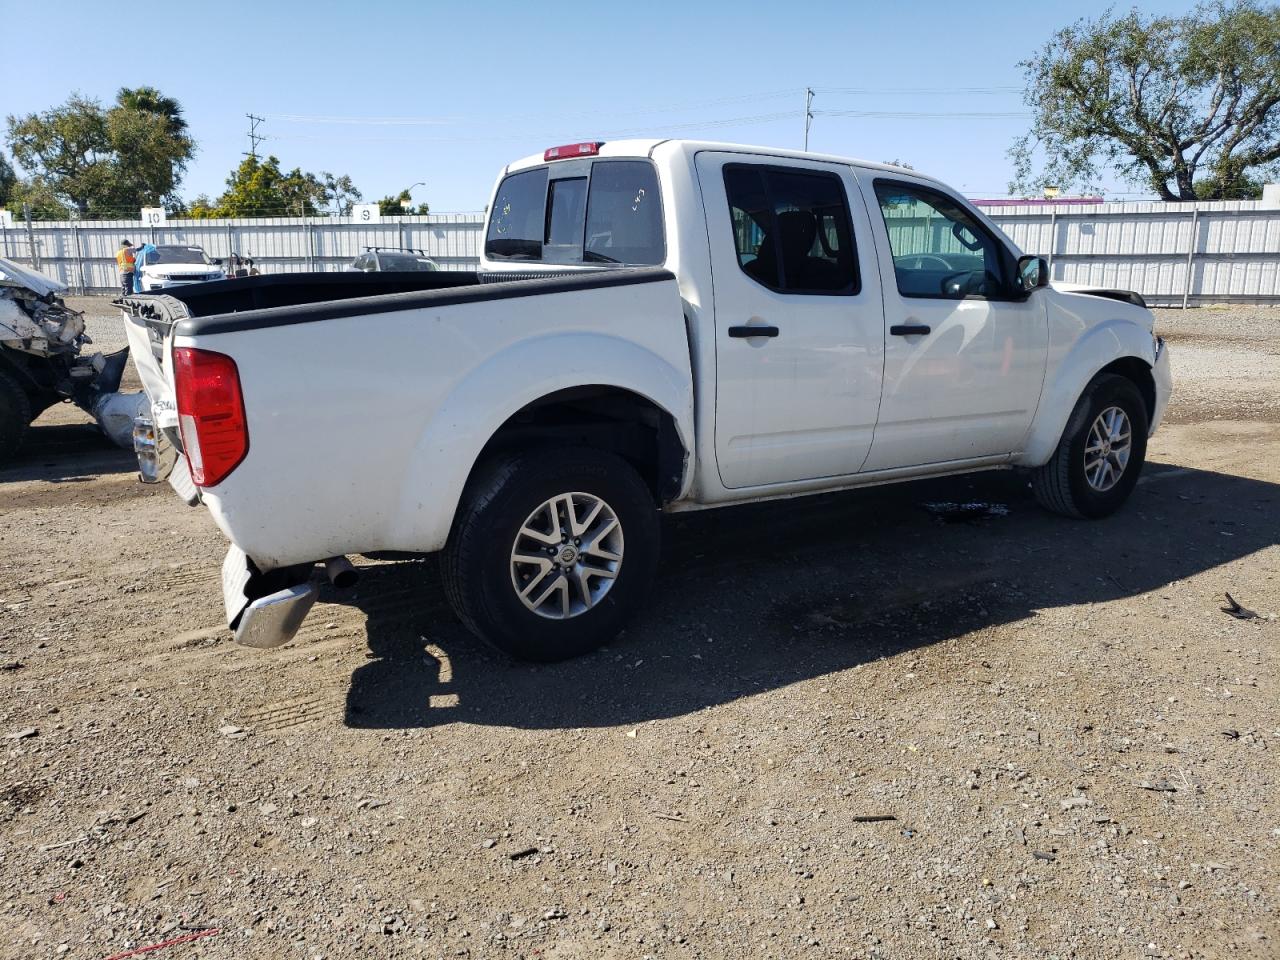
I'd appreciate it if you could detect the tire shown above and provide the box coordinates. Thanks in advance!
[0,369,33,465]
[1032,373,1149,519]
[441,447,660,662]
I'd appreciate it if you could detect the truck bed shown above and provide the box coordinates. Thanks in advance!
[147,270,482,316]
[119,266,691,571]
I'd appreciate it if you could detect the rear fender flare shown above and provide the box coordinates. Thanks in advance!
[392,332,694,552]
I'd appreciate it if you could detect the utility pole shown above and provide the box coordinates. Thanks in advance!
[803,88,814,151]
[23,202,38,269]
[244,114,266,162]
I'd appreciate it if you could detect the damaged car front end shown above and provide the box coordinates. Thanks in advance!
[0,257,135,462]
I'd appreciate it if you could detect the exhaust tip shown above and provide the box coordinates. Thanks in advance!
[324,556,359,590]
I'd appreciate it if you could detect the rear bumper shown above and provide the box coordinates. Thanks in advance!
[132,416,200,504]
[1150,337,1172,434]
[222,546,317,649]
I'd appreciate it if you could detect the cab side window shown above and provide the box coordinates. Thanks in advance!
[874,180,1008,300]
[724,165,858,295]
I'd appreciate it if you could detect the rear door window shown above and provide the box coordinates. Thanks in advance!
[723,164,858,295]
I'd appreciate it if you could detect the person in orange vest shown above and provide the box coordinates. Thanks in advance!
[116,240,136,297]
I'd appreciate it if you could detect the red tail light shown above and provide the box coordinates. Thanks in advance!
[544,141,602,161]
[172,347,248,487]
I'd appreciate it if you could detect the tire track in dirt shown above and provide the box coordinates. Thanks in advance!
[238,693,342,731]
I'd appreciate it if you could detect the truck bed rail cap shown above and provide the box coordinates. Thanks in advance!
[174,267,676,338]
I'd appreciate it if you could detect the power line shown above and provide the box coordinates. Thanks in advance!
[814,109,1031,119]
[270,89,806,128]
[267,106,1027,147]
[815,85,1021,95]
[268,86,1023,132]
[269,110,800,145]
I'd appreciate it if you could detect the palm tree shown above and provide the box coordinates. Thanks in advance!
[116,87,188,136]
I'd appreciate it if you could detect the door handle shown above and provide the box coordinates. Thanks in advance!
[728,324,780,339]
[890,324,931,336]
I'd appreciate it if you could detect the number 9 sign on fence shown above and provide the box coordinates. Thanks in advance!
[351,204,381,224]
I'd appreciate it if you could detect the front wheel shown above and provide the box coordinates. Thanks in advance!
[441,448,660,662]
[1032,373,1149,519]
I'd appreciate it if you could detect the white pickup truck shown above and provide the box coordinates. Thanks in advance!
[120,139,1171,661]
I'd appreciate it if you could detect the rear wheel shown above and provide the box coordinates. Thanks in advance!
[441,448,660,661]
[0,369,32,464]
[1032,373,1148,519]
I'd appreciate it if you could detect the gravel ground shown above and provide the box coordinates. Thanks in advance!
[0,303,1276,960]
[1152,306,1280,423]
[64,298,130,355]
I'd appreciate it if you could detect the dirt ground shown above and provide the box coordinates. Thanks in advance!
[1,301,1276,960]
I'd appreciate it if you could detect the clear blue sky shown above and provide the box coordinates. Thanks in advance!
[3,0,1195,211]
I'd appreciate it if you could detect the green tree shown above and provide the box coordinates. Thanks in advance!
[0,152,14,207]
[7,178,67,220]
[322,172,362,215]
[187,194,217,218]
[1010,1,1280,201]
[115,86,188,136]
[6,94,112,216]
[5,88,195,216]
[377,189,430,216]
[194,155,356,218]
[106,86,195,209]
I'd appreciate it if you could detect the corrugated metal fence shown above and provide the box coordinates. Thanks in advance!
[3,199,1278,305]
[0,213,486,293]
[980,198,1280,307]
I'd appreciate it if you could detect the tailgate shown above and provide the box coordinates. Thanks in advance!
[118,293,189,430]
[118,294,198,499]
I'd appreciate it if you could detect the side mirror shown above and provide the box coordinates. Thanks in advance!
[1016,255,1050,294]
[211,258,223,266]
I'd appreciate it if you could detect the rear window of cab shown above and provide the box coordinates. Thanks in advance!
[485,159,664,266]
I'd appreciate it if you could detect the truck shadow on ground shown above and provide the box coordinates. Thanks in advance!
[0,421,134,485]
[342,462,1278,731]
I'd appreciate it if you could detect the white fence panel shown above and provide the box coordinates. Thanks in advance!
[981,199,1280,306]
[3,202,1278,305]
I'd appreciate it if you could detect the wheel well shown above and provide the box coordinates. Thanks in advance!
[472,386,687,504]
[1097,356,1156,423]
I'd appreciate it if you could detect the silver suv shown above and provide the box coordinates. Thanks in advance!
[347,247,439,272]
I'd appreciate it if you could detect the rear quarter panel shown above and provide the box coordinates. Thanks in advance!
[178,277,693,569]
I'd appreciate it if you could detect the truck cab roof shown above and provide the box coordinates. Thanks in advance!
[504,138,947,188]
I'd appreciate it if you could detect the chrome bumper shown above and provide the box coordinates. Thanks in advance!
[133,415,199,504]
[132,417,165,483]
[222,546,317,649]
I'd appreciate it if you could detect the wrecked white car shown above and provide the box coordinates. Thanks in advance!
[0,257,137,461]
